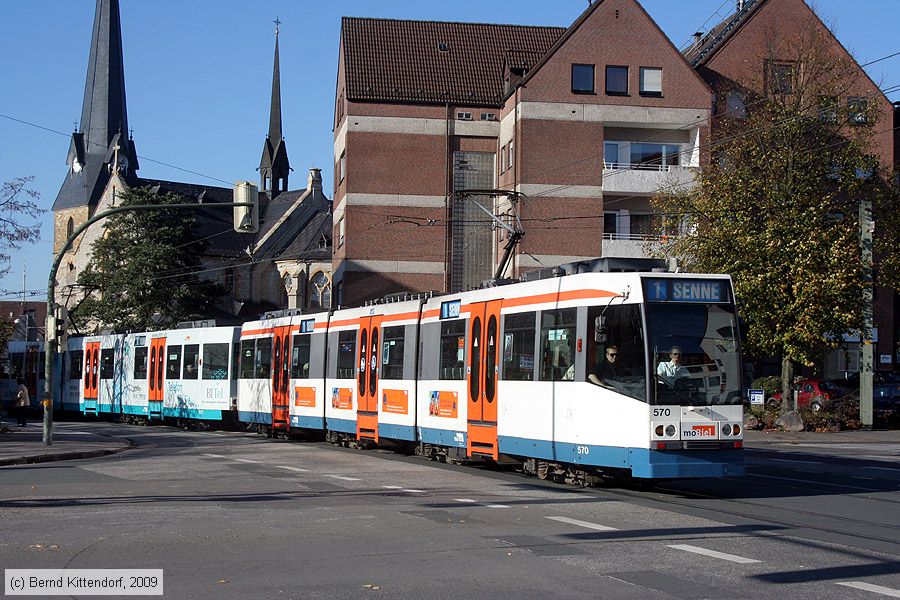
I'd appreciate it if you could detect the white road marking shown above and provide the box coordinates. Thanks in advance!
[326,475,361,481]
[231,458,259,464]
[836,582,900,597]
[402,489,425,493]
[771,458,822,465]
[276,465,309,473]
[485,504,510,509]
[546,516,619,531]
[667,544,760,564]
[454,498,476,503]
[382,485,403,490]
[202,453,226,459]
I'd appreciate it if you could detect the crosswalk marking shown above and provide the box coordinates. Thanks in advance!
[546,516,618,531]
[836,582,900,598]
[667,544,760,564]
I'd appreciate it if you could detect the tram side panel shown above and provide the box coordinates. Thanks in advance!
[416,312,469,450]
[118,334,145,418]
[238,326,274,425]
[289,315,328,431]
[324,321,359,435]
[60,338,85,413]
[375,320,419,442]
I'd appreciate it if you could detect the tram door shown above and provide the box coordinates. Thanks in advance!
[356,316,382,442]
[272,327,291,430]
[82,342,100,415]
[467,300,502,460]
[148,338,166,420]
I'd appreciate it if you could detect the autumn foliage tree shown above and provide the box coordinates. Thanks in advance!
[0,176,44,277]
[73,187,224,332]
[653,26,897,412]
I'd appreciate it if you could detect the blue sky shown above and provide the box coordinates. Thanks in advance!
[1,0,897,304]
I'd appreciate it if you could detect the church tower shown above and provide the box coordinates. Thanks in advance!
[259,20,291,196]
[53,0,138,217]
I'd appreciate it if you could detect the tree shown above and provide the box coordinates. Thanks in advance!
[0,176,44,277]
[653,25,898,413]
[73,187,224,332]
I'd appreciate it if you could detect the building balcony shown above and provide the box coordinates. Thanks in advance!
[601,232,676,259]
[601,163,696,196]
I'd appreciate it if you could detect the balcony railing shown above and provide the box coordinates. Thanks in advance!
[602,232,678,241]
[603,162,686,172]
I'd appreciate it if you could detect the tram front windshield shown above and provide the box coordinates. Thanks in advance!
[640,277,742,406]
[646,301,741,406]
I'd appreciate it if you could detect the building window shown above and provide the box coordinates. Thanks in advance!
[604,212,617,237]
[604,142,618,167]
[480,113,497,121]
[309,271,331,309]
[571,64,595,94]
[725,91,747,119]
[630,143,681,170]
[848,97,868,125]
[500,146,507,174]
[457,112,473,120]
[508,141,514,170]
[337,218,345,247]
[66,217,75,240]
[606,65,628,95]
[818,96,838,123]
[767,61,794,95]
[339,151,346,182]
[639,67,662,96]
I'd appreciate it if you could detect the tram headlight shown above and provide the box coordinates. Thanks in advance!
[733,424,741,436]
[655,425,664,436]
[665,424,676,437]
[722,424,732,436]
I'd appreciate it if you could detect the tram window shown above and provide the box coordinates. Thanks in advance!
[133,347,148,379]
[439,319,465,380]
[586,304,646,401]
[539,308,577,382]
[98,348,115,379]
[255,337,272,379]
[336,331,356,379]
[70,351,84,380]
[381,326,405,380]
[501,312,536,381]
[291,335,312,379]
[166,346,182,380]
[202,343,229,380]
[183,344,200,379]
[240,340,255,379]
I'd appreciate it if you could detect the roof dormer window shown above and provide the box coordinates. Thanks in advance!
[437,42,450,52]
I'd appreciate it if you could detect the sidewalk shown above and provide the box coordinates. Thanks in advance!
[0,420,132,467]
[744,427,900,446]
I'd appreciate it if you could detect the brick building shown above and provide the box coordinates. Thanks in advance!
[687,0,897,374]
[332,0,712,307]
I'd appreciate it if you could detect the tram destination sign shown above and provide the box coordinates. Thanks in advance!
[643,278,731,304]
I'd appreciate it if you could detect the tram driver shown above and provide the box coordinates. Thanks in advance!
[588,345,621,387]
[657,345,688,387]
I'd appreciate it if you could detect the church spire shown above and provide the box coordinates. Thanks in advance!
[260,18,290,195]
[54,0,138,211]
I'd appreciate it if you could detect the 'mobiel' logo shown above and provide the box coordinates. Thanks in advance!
[683,425,716,437]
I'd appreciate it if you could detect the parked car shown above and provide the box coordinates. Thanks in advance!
[767,379,846,412]
[873,380,900,415]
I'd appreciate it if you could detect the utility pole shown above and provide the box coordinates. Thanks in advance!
[42,198,255,446]
[859,196,874,427]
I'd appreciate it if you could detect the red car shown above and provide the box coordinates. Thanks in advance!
[767,379,845,412]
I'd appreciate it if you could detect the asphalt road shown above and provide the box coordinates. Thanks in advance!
[2,422,899,600]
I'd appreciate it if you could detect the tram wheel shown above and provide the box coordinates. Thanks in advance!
[536,460,552,481]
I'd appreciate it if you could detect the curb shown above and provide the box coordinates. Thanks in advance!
[0,441,133,467]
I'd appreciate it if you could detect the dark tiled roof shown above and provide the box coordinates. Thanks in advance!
[685,0,764,67]
[341,17,564,105]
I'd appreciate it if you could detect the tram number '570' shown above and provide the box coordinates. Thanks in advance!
[576,446,590,455]
[653,408,671,417]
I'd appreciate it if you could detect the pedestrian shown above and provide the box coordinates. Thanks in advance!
[15,378,30,427]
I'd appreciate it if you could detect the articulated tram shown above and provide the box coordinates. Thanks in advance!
[58,270,745,479]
